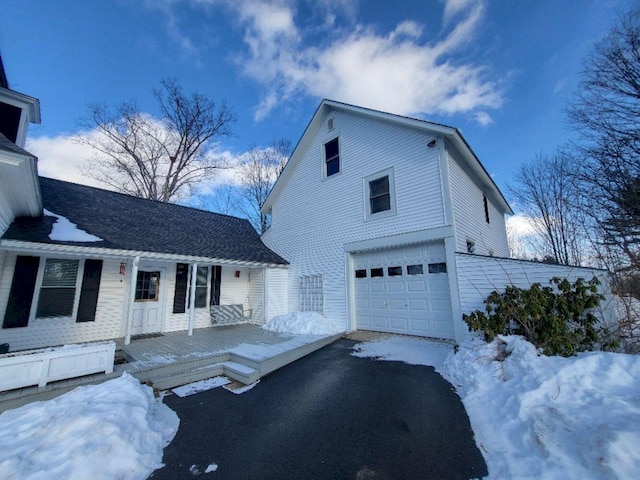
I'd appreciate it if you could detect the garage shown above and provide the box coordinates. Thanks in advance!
[353,241,454,339]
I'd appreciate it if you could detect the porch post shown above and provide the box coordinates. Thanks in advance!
[124,256,140,346]
[188,262,197,336]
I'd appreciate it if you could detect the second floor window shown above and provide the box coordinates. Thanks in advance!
[324,138,340,177]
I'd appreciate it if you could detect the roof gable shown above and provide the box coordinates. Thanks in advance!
[263,99,512,215]
[2,177,287,265]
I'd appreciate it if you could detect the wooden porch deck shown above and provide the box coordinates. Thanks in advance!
[0,325,343,413]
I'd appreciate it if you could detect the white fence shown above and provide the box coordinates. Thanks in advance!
[0,341,116,391]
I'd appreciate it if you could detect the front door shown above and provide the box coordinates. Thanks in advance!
[131,267,165,336]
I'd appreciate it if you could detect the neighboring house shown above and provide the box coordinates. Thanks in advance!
[261,100,606,343]
[0,63,288,352]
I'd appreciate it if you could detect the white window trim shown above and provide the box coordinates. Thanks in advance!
[364,167,397,221]
[322,134,342,180]
[30,256,85,323]
[188,264,211,310]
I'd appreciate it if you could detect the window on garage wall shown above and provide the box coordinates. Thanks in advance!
[299,274,323,314]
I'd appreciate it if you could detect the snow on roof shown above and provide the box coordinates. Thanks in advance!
[44,208,103,242]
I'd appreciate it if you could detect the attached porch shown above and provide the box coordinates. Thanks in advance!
[0,323,342,412]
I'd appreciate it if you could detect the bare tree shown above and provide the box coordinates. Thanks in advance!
[509,152,586,265]
[566,8,640,270]
[76,79,235,202]
[237,139,291,233]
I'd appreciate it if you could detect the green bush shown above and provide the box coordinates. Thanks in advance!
[463,277,617,356]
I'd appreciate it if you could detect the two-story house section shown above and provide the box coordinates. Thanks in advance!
[261,99,513,343]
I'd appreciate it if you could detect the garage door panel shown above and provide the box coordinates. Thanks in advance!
[389,317,408,330]
[354,240,454,340]
[407,280,426,292]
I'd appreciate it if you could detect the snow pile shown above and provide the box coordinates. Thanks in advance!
[352,335,452,373]
[0,373,179,480]
[44,209,103,242]
[262,312,343,335]
[443,335,640,479]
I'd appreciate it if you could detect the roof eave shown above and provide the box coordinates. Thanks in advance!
[0,240,289,268]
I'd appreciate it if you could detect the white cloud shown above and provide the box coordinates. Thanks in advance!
[506,212,537,238]
[26,134,109,189]
[227,0,499,122]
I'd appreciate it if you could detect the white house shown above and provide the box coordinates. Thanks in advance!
[0,63,289,353]
[261,99,607,343]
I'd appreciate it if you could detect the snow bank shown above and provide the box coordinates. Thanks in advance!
[443,335,640,479]
[262,312,343,335]
[351,336,452,373]
[0,373,179,480]
[44,208,103,242]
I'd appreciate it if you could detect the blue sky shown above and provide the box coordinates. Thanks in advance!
[0,0,635,211]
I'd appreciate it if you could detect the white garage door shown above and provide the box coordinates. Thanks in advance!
[353,242,454,339]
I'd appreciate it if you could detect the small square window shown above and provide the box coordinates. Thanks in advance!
[407,264,424,275]
[387,266,402,276]
[370,268,384,277]
[355,269,367,278]
[324,138,340,177]
[428,263,447,274]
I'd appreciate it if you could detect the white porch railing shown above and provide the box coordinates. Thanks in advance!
[0,341,116,392]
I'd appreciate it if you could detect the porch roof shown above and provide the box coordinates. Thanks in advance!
[2,177,288,266]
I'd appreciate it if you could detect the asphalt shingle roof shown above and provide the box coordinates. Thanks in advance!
[2,177,288,265]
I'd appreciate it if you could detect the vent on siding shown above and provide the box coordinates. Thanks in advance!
[327,118,334,130]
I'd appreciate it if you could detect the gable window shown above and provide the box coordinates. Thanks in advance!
[364,168,396,220]
[36,259,80,318]
[483,194,490,224]
[324,137,340,177]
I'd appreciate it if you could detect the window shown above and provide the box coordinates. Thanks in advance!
[194,266,209,308]
[135,271,160,301]
[370,268,384,277]
[324,138,340,177]
[483,194,490,224]
[407,264,424,275]
[369,176,390,214]
[466,240,476,253]
[355,269,367,278]
[387,266,402,276]
[428,263,447,274]
[36,259,79,318]
[299,274,323,313]
[365,168,396,220]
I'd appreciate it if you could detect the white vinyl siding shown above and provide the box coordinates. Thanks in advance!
[248,268,265,323]
[265,268,288,321]
[455,253,610,315]
[447,149,509,257]
[263,109,446,330]
[0,253,125,352]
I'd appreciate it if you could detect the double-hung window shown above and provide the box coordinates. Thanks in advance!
[194,266,209,308]
[36,259,80,318]
[324,138,340,177]
[364,168,396,220]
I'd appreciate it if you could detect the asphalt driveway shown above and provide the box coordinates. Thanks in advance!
[150,339,487,479]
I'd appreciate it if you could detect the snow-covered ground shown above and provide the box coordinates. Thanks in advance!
[353,334,640,479]
[262,311,343,335]
[0,373,178,480]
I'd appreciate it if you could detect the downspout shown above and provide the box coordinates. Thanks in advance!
[188,262,197,336]
[124,256,140,346]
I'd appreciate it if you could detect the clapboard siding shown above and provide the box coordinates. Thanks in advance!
[248,268,264,323]
[455,253,609,314]
[448,150,509,257]
[263,109,446,329]
[265,268,288,321]
[0,253,125,351]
